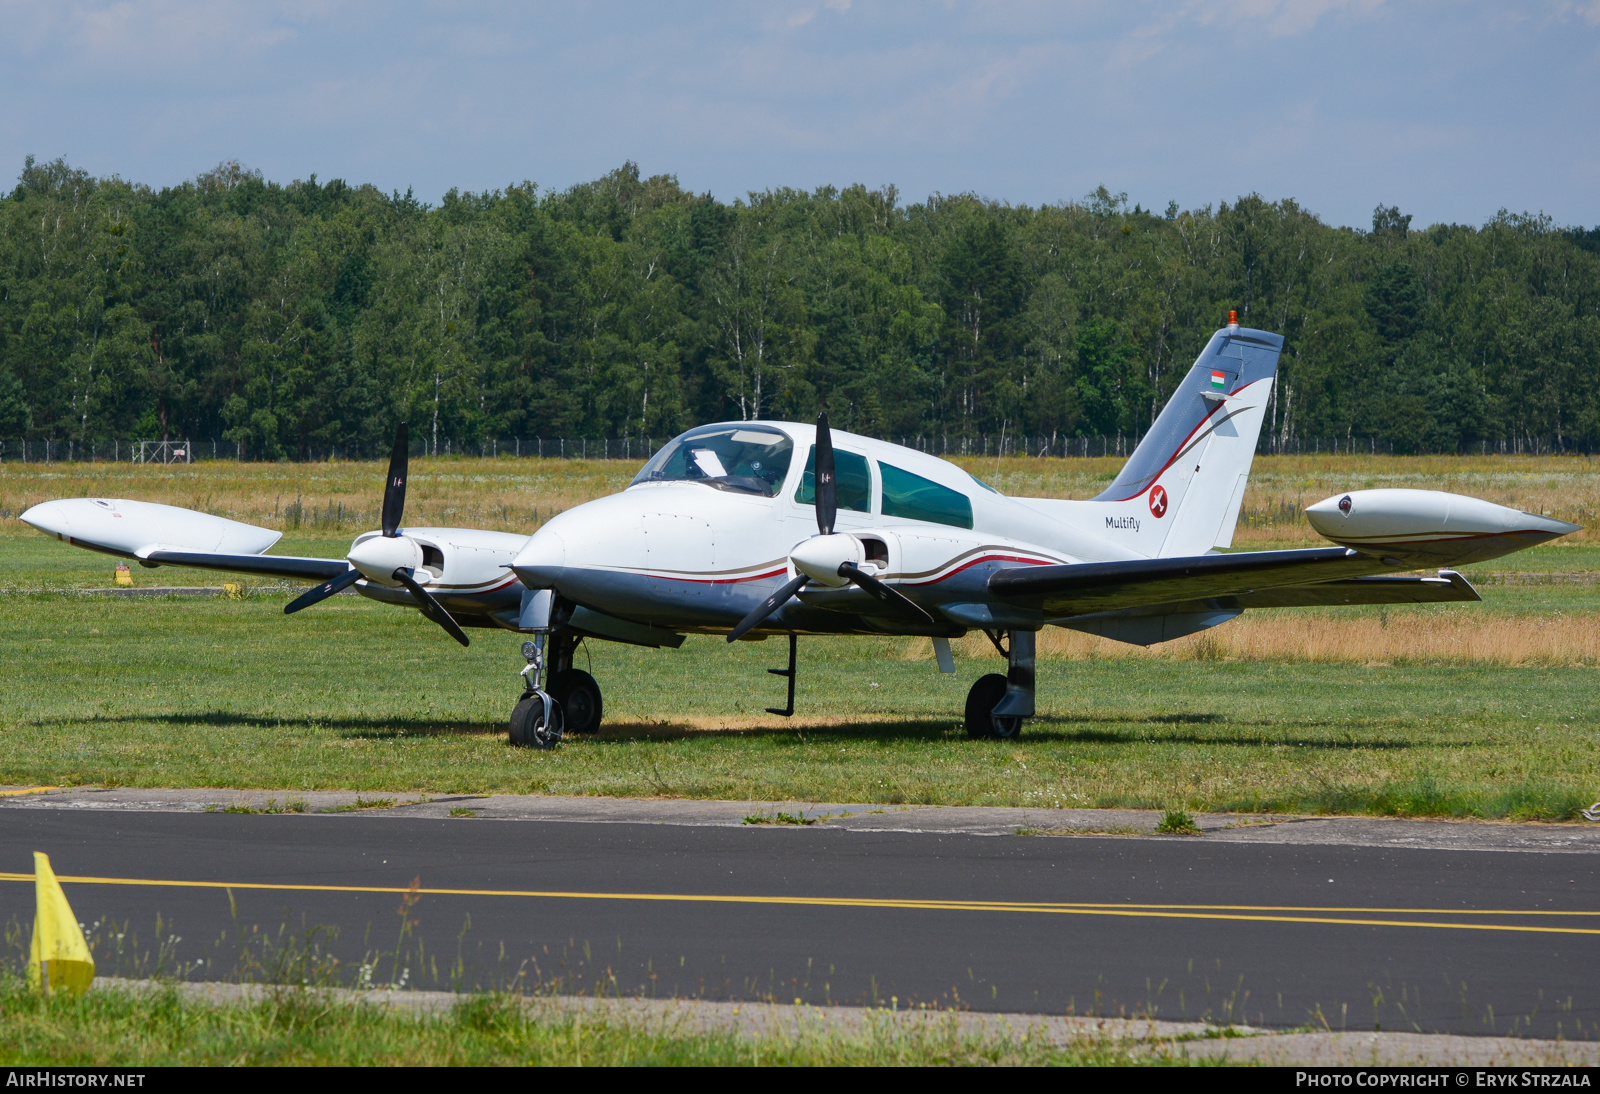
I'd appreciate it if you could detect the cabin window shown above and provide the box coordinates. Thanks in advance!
[630,426,794,498]
[794,447,871,514]
[879,462,973,529]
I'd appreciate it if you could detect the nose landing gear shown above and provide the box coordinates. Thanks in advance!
[509,631,604,748]
[510,635,562,749]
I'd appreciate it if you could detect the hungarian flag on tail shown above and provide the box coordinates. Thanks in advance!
[1210,370,1227,390]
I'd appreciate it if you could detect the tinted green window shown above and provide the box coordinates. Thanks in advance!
[879,462,973,529]
[794,447,871,513]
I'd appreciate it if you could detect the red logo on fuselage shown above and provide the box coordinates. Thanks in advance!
[1149,485,1168,518]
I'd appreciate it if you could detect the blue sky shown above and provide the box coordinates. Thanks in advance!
[1,1,1595,228]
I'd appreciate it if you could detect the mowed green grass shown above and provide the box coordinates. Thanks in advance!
[0,977,1159,1066]
[1,571,1597,819]
[3,449,1597,820]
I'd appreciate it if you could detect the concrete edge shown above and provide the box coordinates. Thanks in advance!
[92,977,1599,1065]
[8,787,1600,854]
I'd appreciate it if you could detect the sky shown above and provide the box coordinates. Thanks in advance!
[0,1,1596,229]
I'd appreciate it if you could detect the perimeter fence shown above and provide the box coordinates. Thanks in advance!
[0,433,1585,464]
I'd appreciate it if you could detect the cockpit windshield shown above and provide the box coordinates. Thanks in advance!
[629,425,795,498]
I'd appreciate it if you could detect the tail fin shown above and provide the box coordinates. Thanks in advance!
[1092,321,1282,558]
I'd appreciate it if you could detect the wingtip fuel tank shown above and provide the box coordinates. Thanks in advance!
[1305,488,1579,566]
[20,498,281,558]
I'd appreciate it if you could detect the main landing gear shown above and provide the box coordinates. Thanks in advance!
[964,629,1036,740]
[509,630,604,749]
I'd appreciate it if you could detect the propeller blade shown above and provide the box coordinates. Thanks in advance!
[838,562,934,624]
[392,566,470,647]
[380,423,410,538]
[814,412,836,536]
[726,572,810,643]
[283,567,362,615]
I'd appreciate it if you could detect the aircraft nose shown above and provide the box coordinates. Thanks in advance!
[512,529,567,589]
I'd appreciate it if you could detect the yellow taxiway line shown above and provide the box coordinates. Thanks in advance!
[1,871,1597,937]
[0,786,56,798]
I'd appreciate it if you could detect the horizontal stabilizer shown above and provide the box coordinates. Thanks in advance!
[989,547,1402,616]
[141,550,350,582]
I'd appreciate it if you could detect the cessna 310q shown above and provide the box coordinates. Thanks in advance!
[22,314,1579,748]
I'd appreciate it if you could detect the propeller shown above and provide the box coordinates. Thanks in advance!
[726,413,932,642]
[837,561,931,623]
[814,411,836,536]
[392,566,470,647]
[284,567,362,614]
[284,422,470,647]
[726,572,810,643]
[381,422,408,537]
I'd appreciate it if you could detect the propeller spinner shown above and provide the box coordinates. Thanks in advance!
[284,423,469,647]
[726,413,931,643]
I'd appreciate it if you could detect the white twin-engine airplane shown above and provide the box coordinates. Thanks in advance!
[23,316,1579,748]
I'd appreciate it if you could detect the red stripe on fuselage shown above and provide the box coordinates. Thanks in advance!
[904,553,1055,586]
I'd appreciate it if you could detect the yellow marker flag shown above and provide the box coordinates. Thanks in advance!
[27,852,95,996]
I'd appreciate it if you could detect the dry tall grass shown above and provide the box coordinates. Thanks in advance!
[0,458,636,535]
[3,452,1593,543]
[928,608,1600,667]
[951,452,1600,547]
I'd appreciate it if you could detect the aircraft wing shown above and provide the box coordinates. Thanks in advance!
[21,498,352,583]
[1221,570,1479,608]
[1060,571,1481,624]
[138,549,350,582]
[988,547,1406,615]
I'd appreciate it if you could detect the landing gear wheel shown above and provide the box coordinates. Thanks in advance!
[550,669,603,735]
[965,673,1023,740]
[509,693,563,749]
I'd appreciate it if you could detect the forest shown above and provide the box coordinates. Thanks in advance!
[1,155,1596,458]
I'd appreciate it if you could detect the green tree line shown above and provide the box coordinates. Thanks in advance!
[2,156,1597,457]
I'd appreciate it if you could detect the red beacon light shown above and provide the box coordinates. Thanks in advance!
[1227,309,1239,331]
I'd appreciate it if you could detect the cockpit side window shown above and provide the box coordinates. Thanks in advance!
[879,461,974,529]
[793,447,871,514]
[630,426,794,497]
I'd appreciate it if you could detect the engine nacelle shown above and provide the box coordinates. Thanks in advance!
[1305,488,1578,566]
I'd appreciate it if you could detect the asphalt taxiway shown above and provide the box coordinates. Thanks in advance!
[2,790,1598,1040]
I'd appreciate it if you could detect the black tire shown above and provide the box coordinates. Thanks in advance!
[550,669,603,734]
[964,673,1023,740]
[509,693,563,749]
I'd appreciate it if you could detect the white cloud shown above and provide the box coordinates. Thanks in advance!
[1142,0,1390,38]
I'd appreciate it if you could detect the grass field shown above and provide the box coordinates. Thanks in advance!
[3,451,1596,548]
[0,975,1155,1066]
[0,453,1596,820]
